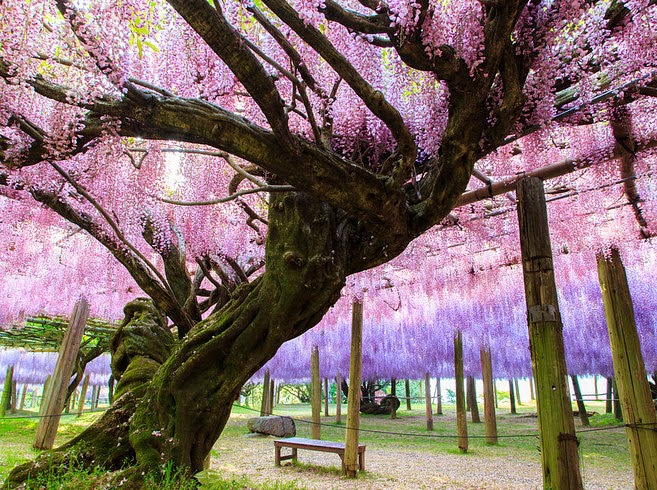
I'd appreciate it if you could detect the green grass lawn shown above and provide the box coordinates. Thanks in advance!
[0,400,631,489]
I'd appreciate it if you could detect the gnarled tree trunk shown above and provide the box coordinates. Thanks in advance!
[6,192,350,488]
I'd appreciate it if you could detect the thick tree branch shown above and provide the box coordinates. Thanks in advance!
[28,187,192,331]
[262,0,417,185]
[1,60,402,229]
[320,0,393,34]
[142,218,201,333]
[165,0,296,151]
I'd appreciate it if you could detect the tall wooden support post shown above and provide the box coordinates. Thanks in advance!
[612,378,623,421]
[38,376,51,416]
[335,373,342,424]
[597,248,657,489]
[467,377,481,423]
[508,379,517,414]
[570,376,589,426]
[606,377,613,414]
[0,365,14,417]
[10,381,17,413]
[454,331,468,453]
[424,373,433,431]
[269,378,275,413]
[517,177,582,489]
[405,379,412,410]
[19,385,27,411]
[90,385,98,410]
[493,380,498,408]
[594,375,599,401]
[324,378,330,417]
[480,347,498,445]
[311,345,321,440]
[514,378,522,405]
[35,299,90,449]
[389,377,397,419]
[77,374,90,417]
[529,376,536,401]
[344,301,363,478]
[435,377,443,415]
[260,369,270,416]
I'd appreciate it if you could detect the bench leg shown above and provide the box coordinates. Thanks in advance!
[275,446,281,466]
[292,448,297,463]
[359,450,365,471]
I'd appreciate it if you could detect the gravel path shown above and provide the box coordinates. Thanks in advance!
[209,428,633,489]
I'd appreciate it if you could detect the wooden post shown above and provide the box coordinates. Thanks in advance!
[509,379,517,414]
[454,331,468,453]
[467,377,481,423]
[324,378,330,417]
[10,381,17,413]
[529,376,536,401]
[594,375,599,400]
[38,376,51,416]
[612,378,623,421]
[19,385,27,411]
[493,379,498,408]
[597,248,657,488]
[424,372,433,431]
[70,390,77,414]
[480,346,498,445]
[570,376,590,426]
[0,365,14,417]
[90,385,98,410]
[269,378,275,413]
[517,177,582,489]
[344,301,363,478]
[260,369,270,416]
[405,379,411,410]
[335,372,342,424]
[77,374,90,417]
[435,377,443,415]
[514,378,522,405]
[389,377,397,419]
[94,384,101,408]
[311,345,321,440]
[35,300,90,449]
[606,377,613,414]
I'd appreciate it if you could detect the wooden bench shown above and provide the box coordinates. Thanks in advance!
[274,437,366,472]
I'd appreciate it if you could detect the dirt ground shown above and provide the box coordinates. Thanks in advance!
[208,429,633,489]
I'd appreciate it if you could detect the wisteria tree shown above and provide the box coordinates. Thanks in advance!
[1,0,656,486]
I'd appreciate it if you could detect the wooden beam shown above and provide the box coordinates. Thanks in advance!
[0,365,13,417]
[344,301,363,478]
[516,177,582,489]
[311,346,321,439]
[260,369,270,416]
[480,346,498,445]
[77,374,90,417]
[424,373,433,431]
[34,299,90,449]
[454,331,468,453]
[597,248,657,488]
[335,372,342,424]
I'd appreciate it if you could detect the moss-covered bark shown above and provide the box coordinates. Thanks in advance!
[125,192,348,479]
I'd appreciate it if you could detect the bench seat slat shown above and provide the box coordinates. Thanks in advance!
[274,437,366,472]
